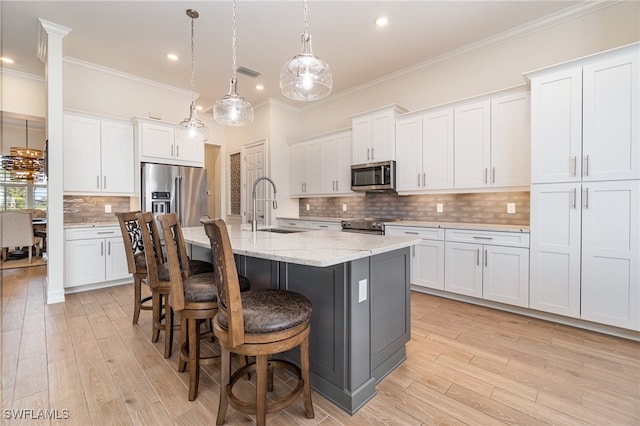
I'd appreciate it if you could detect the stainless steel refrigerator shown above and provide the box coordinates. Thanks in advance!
[141,163,207,228]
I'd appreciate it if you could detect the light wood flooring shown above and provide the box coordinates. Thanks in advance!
[2,265,639,425]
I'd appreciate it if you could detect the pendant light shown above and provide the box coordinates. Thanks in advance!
[214,0,254,127]
[176,9,208,142]
[0,119,45,181]
[280,0,332,101]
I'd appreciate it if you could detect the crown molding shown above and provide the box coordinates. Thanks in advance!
[63,57,197,98]
[1,68,45,82]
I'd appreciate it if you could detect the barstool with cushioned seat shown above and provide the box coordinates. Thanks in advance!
[116,211,152,324]
[201,217,314,426]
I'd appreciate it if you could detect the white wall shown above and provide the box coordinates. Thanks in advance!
[296,1,640,138]
[1,70,46,118]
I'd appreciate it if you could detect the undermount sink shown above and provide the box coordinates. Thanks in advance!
[258,228,305,234]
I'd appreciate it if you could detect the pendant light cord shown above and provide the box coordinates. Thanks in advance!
[189,14,196,108]
[231,0,238,80]
[303,0,309,35]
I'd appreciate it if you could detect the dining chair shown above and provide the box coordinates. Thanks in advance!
[0,210,42,263]
[201,217,314,426]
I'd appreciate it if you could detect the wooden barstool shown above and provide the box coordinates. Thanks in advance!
[115,211,152,324]
[201,218,314,426]
[158,213,219,401]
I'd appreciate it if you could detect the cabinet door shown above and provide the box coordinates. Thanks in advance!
[581,180,640,330]
[290,143,308,196]
[530,68,583,183]
[529,183,581,318]
[445,241,483,298]
[100,120,134,194]
[483,245,529,308]
[319,135,338,194]
[371,110,395,162]
[423,108,454,190]
[140,122,175,161]
[65,238,106,287]
[63,114,102,192]
[491,91,530,187]
[334,131,352,194]
[352,116,371,164]
[175,137,204,166]
[454,100,491,189]
[413,239,445,290]
[105,236,130,281]
[583,52,639,181]
[395,115,423,192]
[305,141,320,194]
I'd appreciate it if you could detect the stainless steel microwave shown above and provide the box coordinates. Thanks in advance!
[351,160,396,192]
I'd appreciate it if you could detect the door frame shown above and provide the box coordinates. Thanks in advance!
[240,139,270,225]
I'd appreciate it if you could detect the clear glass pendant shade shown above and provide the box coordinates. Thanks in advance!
[280,33,332,101]
[214,78,254,127]
[177,103,208,141]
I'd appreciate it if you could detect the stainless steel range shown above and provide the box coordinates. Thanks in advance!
[341,218,397,235]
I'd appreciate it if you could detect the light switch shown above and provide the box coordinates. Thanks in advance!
[358,279,367,303]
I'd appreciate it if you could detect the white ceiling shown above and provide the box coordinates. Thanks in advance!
[2,1,584,110]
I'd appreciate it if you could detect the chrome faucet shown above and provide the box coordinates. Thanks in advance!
[251,176,278,232]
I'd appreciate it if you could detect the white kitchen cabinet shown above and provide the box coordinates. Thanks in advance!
[308,221,342,231]
[395,108,454,193]
[352,105,407,165]
[65,227,130,289]
[530,46,639,184]
[290,139,320,196]
[134,117,203,167]
[63,113,134,194]
[445,229,530,307]
[385,225,445,290]
[277,219,310,229]
[454,100,491,189]
[319,130,352,195]
[277,218,341,231]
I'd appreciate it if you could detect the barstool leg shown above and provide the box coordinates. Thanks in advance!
[164,304,173,358]
[216,347,230,425]
[151,291,161,342]
[301,335,314,419]
[178,317,188,372]
[188,318,200,401]
[133,277,142,324]
[256,355,268,426]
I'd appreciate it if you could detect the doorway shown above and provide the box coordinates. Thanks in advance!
[242,140,269,226]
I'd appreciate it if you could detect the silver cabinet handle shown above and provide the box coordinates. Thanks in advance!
[108,241,111,256]
[423,172,426,187]
[371,147,375,160]
[336,180,339,191]
[103,176,106,190]
[473,236,493,240]
[485,249,488,267]
[571,156,577,177]
[584,155,589,177]
[367,148,370,161]
[176,145,180,158]
[484,168,488,184]
[97,231,115,235]
[319,225,328,228]
[476,248,480,266]
[96,175,100,190]
[101,241,104,256]
[572,188,577,209]
[417,173,421,187]
[404,231,420,235]
[584,187,589,209]
[171,144,174,157]
[492,167,496,184]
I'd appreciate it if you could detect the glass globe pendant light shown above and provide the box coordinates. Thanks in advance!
[280,0,332,101]
[214,0,254,127]
[177,9,208,142]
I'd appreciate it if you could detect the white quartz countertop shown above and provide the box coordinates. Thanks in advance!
[182,224,420,268]
[385,221,530,233]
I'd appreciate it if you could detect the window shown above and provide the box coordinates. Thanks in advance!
[0,176,47,211]
[229,152,241,216]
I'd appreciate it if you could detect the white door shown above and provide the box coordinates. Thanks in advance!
[491,91,530,187]
[101,120,134,194]
[243,142,267,226]
[445,241,483,298]
[395,115,423,192]
[581,180,640,330]
[483,245,529,308]
[413,239,445,290]
[454,100,491,189]
[582,52,639,181]
[423,108,454,190]
[530,68,583,183]
[529,183,582,318]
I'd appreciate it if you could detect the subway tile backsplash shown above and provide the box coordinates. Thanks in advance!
[299,191,530,226]
[63,195,131,224]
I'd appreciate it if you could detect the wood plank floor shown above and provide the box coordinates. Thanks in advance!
[2,265,639,425]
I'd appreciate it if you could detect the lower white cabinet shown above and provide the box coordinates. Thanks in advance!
[385,225,445,290]
[65,226,129,288]
[445,229,530,307]
[277,218,342,231]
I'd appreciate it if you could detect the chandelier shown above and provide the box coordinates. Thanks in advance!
[1,119,45,181]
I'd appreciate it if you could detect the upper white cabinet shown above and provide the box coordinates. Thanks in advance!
[319,130,353,195]
[63,113,134,194]
[133,117,204,167]
[395,108,454,192]
[352,105,407,165]
[453,91,530,190]
[530,46,639,183]
[291,130,353,197]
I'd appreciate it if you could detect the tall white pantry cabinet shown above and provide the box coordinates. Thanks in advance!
[528,43,639,331]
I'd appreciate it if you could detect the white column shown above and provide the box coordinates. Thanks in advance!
[38,19,71,304]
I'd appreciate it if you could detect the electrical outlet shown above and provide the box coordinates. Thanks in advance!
[358,279,368,303]
[507,203,516,214]
[104,204,112,213]
[436,203,444,213]
[306,204,310,211]
[342,204,348,212]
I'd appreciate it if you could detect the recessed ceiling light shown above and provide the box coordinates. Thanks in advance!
[374,16,389,27]
[255,84,264,91]
[0,57,15,64]
[167,53,179,61]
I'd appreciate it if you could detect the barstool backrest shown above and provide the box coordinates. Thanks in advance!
[157,213,192,311]
[115,211,143,275]
[201,217,245,348]
[136,212,165,289]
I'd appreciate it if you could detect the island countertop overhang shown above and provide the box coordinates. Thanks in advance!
[182,225,420,268]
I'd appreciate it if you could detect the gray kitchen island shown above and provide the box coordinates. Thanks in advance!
[181,224,420,414]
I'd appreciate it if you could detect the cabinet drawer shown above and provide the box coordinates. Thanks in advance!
[445,229,529,248]
[65,226,120,241]
[277,220,309,229]
[385,226,444,240]
[308,221,341,231]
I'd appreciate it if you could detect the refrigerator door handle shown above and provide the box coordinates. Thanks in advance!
[174,176,181,219]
